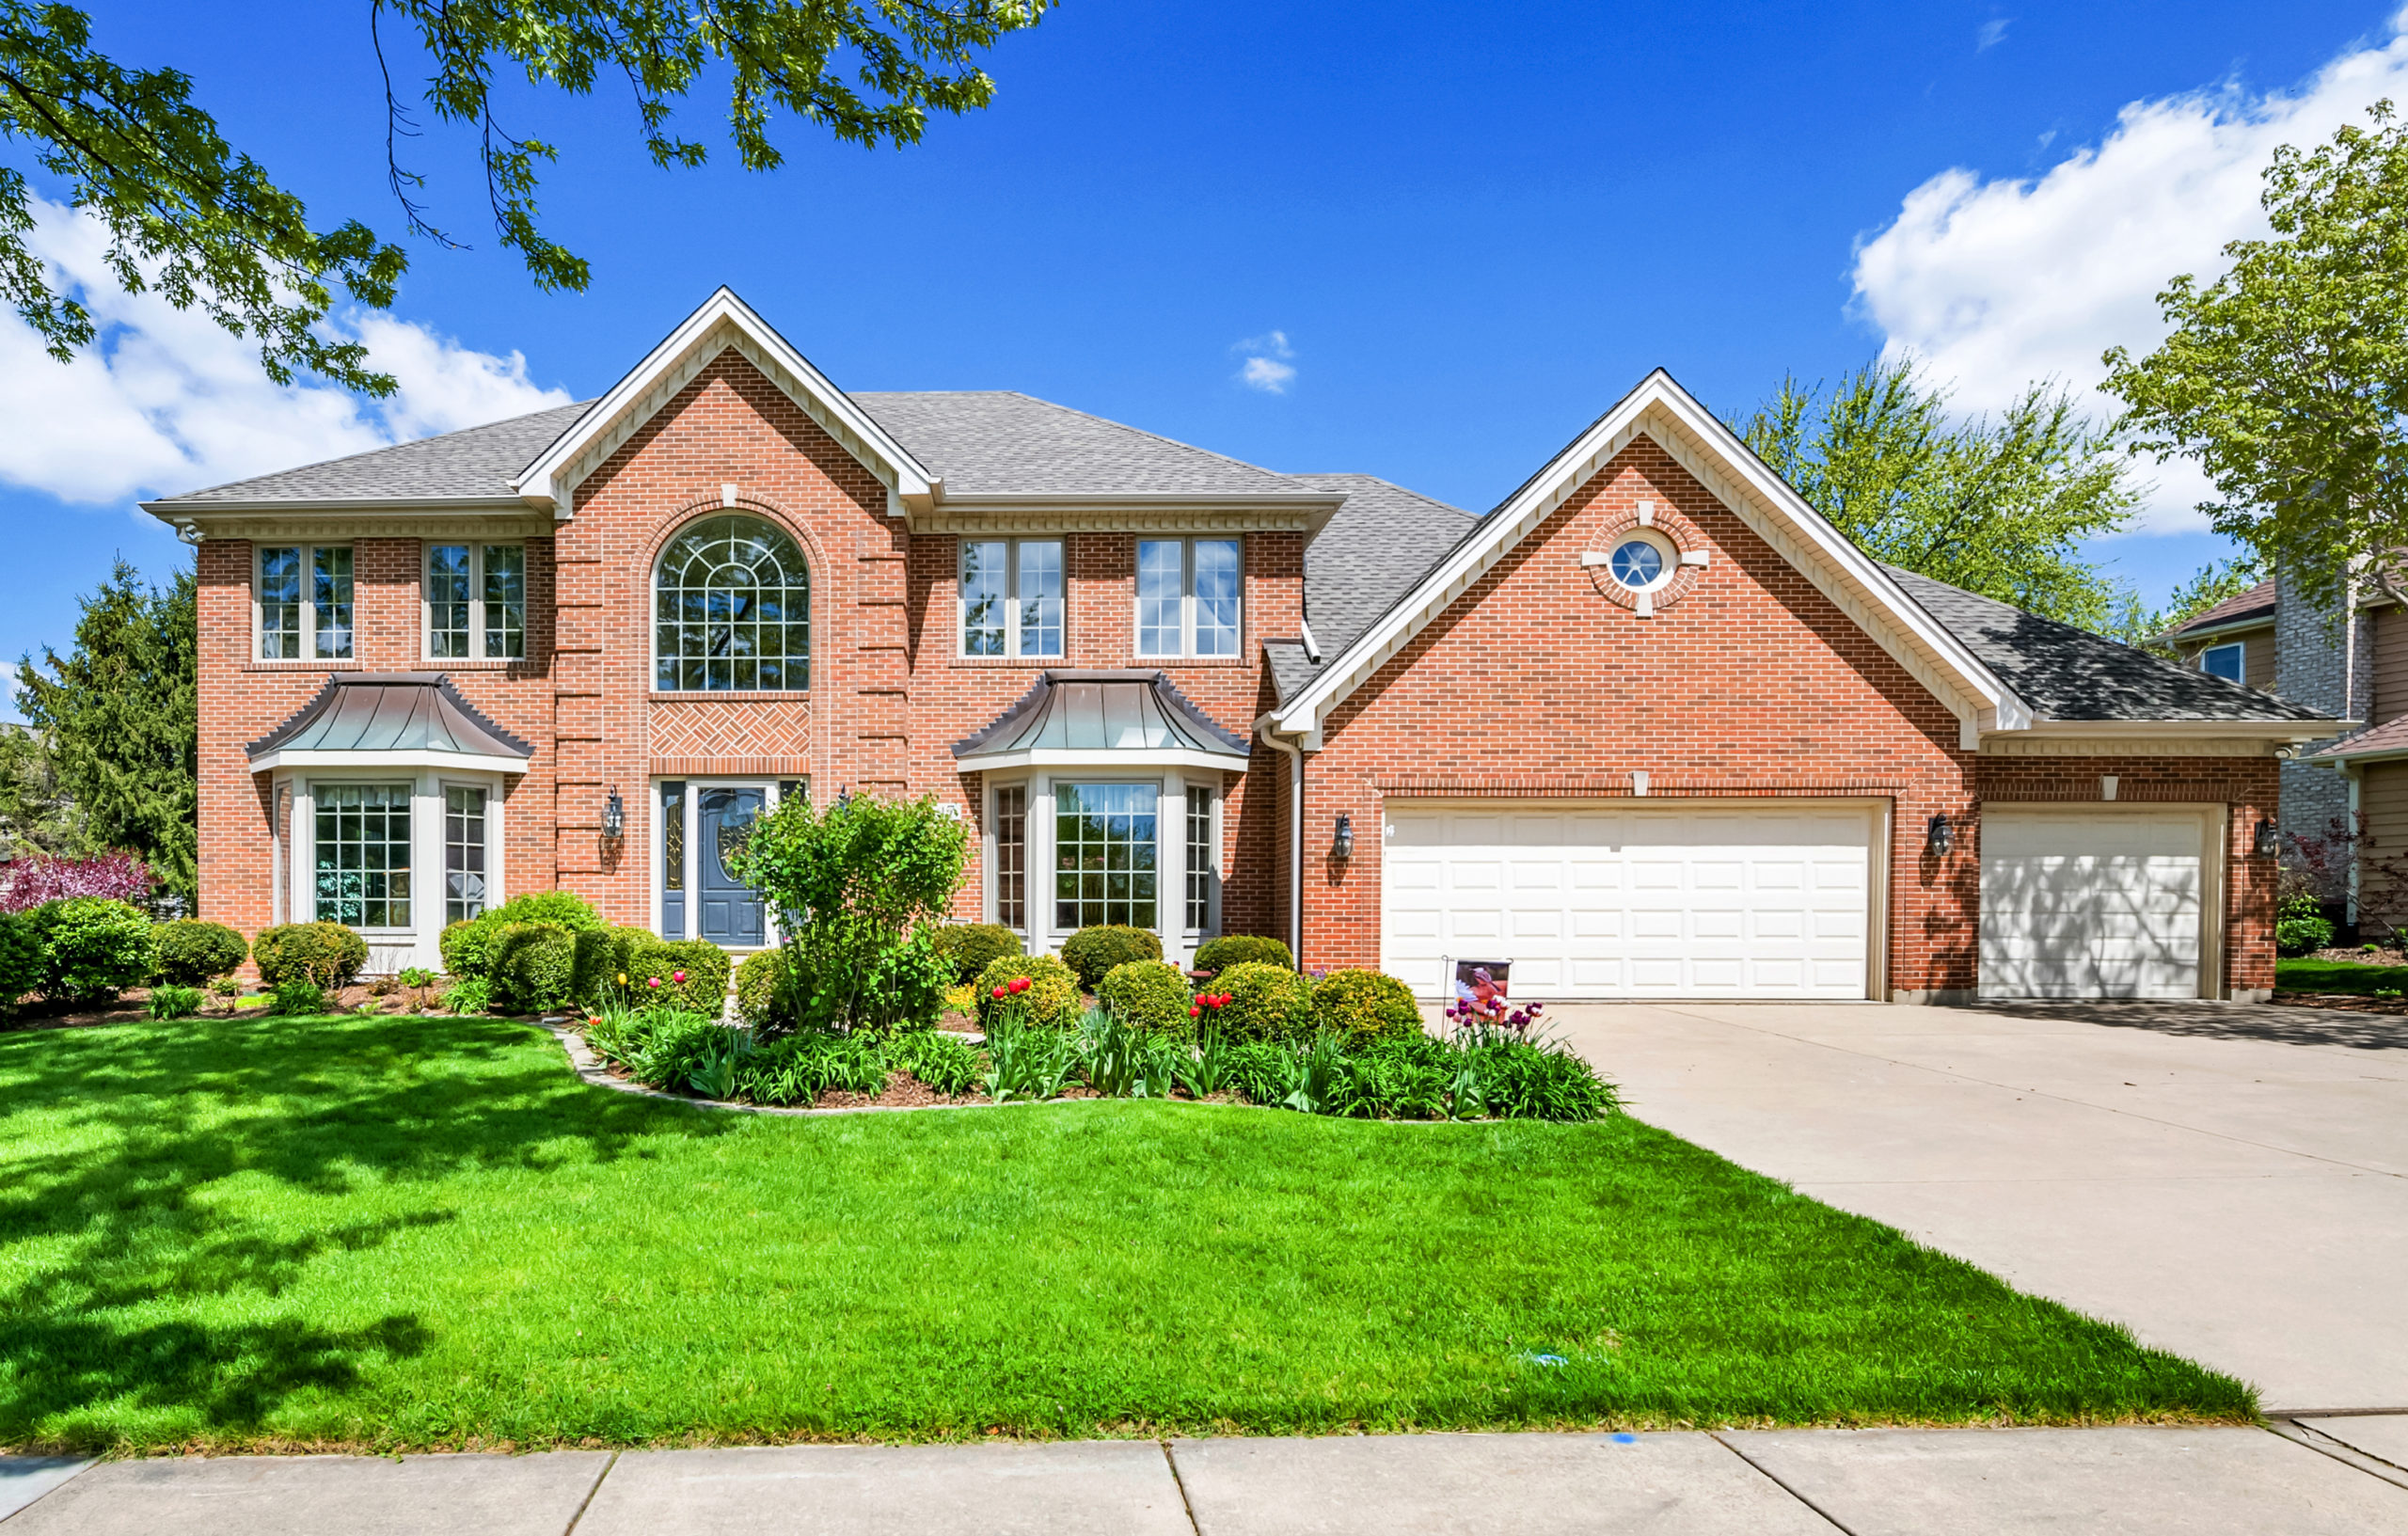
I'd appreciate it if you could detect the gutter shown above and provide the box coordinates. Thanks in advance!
[1255,723,1307,967]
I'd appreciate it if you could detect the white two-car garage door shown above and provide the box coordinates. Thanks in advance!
[1979,806,2215,999]
[1380,801,1877,1000]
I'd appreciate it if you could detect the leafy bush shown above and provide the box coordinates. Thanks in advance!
[1194,934,1293,973]
[148,983,205,1020]
[1097,959,1193,1036]
[397,966,436,990]
[850,926,950,1035]
[150,919,247,984]
[487,889,607,931]
[981,1010,1077,1101]
[254,921,367,989]
[1212,960,1314,1042]
[1226,1038,1302,1107]
[2275,894,2335,958]
[28,896,155,1006]
[447,975,494,1016]
[927,922,1022,983]
[265,977,328,1016]
[1176,1029,1240,1099]
[0,851,152,913]
[1061,924,1163,988]
[439,891,608,987]
[1461,1031,1617,1121]
[492,922,577,1012]
[886,1029,982,1096]
[972,952,1079,1030]
[735,948,800,1031]
[735,1030,888,1105]
[623,1009,747,1097]
[440,918,501,980]
[0,911,41,1016]
[1311,969,1423,1043]
[624,935,730,1016]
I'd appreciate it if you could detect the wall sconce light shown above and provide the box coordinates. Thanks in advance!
[1925,813,1954,856]
[602,787,625,841]
[1333,813,1355,862]
[2255,818,2281,858]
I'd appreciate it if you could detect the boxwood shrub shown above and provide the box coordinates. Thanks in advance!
[625,935,731,1015]
[927,923,1023,982]
[1310,968,1423,1043]
[1097,958,1194,1037]
[1212,959,1314,1042]
[0,911,40,1016]
[1194,934,1293,973]
[27,897,154,1006]
[566,925,657,1006]
[972,952,1079,1030]
[252,920,368,990]
[492,922,577,1012]
[1061,924,1164,989]
[735,947,809,1032]
[442,891,607,985]
[151,920,248,985]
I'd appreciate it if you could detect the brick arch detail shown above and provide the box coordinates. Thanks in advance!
[1581,498,1708,612]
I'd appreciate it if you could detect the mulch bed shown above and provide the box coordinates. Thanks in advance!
[2306,946,2408,966]
[2272,990,2408,1014]
[806,1069,992,1111]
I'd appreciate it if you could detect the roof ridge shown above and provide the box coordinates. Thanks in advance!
[1287,471,1476,516]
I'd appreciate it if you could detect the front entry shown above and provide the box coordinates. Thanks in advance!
[696,786,767,945]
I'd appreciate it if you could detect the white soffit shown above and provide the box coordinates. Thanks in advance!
[513,287,941,516]
[1270,370,2030,744]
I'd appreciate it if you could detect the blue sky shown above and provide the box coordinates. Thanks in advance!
[5,0,2400,690]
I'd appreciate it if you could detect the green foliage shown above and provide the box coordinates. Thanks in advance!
[927,922,1023,982]
[487,890,607,931]
[0,720,79,862]
[1060,924,1163,988]
[146,983,204,1020]
[1097,959,1194,1037]
[623,935,730,1016]
[1737,359,2143,631]
[734,948,798,1032]
[10,562,197,894]
[1212,960,1314,1042]
[885,1029,981,1096]
[2104,556,2267,654]
[150,920,246,984]
[1217,1024,1618,1123]
[1193,934,1293,972]
[264,977,328,1016]
[1175,1029,1240,1099]
[2104,103,2408,612]
[439,919,499,980]
[445,975,494,1017]
[980,1010,1077,1102]
[491,922,576,1012]
[252,922,367,990]
[735,1030,887,1105]
[727,790,967,1033]
[2275,894,2337,958]
[26,895,152,1006]
[440,893,606,990]
[1309,969,1423,1043]
[0,910,42,1015]
[971,953,1078,1030]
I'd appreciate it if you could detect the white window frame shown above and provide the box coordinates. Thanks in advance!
[1182,783,1221,940]
[423,543,528,661]
[2200,641,2244,683]
[958,538,1065,659]
[1134,536,1244,658]
[256,544,355,660]
[1602,530,1679,594]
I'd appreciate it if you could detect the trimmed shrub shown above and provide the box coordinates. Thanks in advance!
[439,918,499,979]
[151,920,248,985]
[0,911,41,1016]
[1194,934,1293,973]
[446,975,495,1016]
[569,926,655,1006]
[735,947,809,1032]
[29,897,156,1006]
[254,921,369,990]
[492,922,577,1012]
[972,952,1079,1030]
[1097,958,1194,1037]
[1061,924,1163,989]
[486,890,607,931]
[625,935,731,1016]
[2275,894,2335,958]
[927,922,1023,982]
[1213,959,1314,1042]
[1310,968,1423,1043]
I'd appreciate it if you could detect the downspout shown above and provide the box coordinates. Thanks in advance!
[1257,723,1306,966]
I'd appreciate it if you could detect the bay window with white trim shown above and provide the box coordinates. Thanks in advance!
[257,545,354,659]
[272,768,512,973]
[1135,537,1241,657]
[982,772,1222,960]
[959,539,1064,658]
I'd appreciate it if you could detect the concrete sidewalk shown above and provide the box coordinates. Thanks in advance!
[6,1422,2405,1534]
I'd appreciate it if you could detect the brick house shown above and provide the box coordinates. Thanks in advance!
[147,290,2333,1002]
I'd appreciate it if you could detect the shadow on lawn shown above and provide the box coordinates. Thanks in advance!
[0,1013,727,1446]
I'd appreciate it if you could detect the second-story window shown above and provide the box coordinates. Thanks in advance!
[426,545,527,660]
[655,514,812,691]
[960,539,1064,658]
[2200,641,2243,683]
[258,545,353,660]
[1136,537,1241,657]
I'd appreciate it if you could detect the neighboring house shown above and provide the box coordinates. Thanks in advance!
[147,290,2335,1003]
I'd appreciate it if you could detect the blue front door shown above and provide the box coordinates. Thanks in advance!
[696,786,767,945]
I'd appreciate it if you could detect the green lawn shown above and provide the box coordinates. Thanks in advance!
[0,1013,2249,1453]
[2275,956,2408,995]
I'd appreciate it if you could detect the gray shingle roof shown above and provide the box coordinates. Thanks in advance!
[153,402,594,505]
[2167,578,2275,636]
[853,391,1305,498]
[1255,473,1481,702]
[1884,566,2329,723]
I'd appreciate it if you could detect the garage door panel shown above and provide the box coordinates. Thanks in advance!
[1980,810,2207,999]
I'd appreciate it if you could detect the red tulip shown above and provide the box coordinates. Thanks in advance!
[1188,1006,1200,1018]
[991,985,1007,1000]
[1009,976,1031,994]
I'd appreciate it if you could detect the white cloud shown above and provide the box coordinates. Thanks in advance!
[1976,18,2011,52]
[0,198,570,505]
[1234,329,1297,393]
[1851,11,2408,531]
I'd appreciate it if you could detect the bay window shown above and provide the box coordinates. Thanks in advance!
[313,783,411,929]
[1054,783,1158,930]
[1135,537,1241,657]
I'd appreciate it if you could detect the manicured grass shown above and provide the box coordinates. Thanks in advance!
[2275,956,2408,995]
[0,1013,2249,1452]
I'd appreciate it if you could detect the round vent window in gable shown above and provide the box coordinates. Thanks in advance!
[1607,532,1676,592]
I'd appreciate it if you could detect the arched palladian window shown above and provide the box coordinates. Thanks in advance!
[655,515,812,690]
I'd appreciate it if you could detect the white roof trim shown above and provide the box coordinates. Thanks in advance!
[958,746,1250,774]
[513,287,940,515]
[1269,370,2031,741]
[250,748,531,775]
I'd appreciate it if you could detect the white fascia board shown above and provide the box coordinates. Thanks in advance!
[141,496,526,517]
[2013,717,2344,742]
[1271,370,2029,737]
[911,491,1344,538]
[249,749,531,776]
[511,287,940,515]
[2162,614,2275,643]
[956,746,1251,774]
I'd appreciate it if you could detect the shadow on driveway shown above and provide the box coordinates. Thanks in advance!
[1961,999,2408,1052]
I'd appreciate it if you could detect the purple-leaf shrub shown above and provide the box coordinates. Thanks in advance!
[1,852,155,913]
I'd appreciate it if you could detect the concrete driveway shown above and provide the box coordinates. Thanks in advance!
[1544,998,2408,1412]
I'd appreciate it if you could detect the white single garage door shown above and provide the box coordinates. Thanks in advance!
[1381,801,1877,1000]
[1979,807,2210,999]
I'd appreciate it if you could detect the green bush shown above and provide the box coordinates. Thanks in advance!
[1212,959,1314,1042]
[490,922,576,1012]
[265,976,329,1016]
[2275,894,2335,958]
[1310,968,1423,1043]
[624,935,730,1015]
[254,921,368,990]
[1462,1035,1618,1122]
[439,891,606,987]
[1194,934,1293,973]
[1097,958,1194,1037]
[446,975,494,1016]
[148,983,206,1020]
[150,920,247,984]
[28,897,155,1006]
[886,1029,982,1095]
[569,926,654,1006]
[439,918,500,980]
[487,890,607,931]
[735,947,809,1032]
[735,1029,888,1105]
[927,923,1023,982]
[0,911,40,1016]
[972,952,1079,1030]
[1061,924,1164,989]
